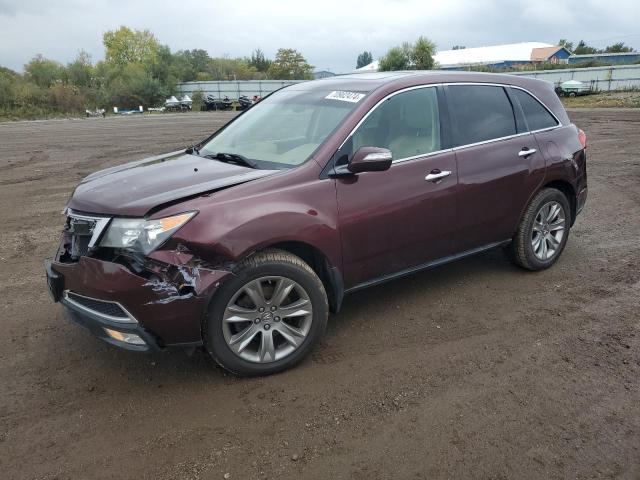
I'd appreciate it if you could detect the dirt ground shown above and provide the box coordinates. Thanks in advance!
[0,109,639,480]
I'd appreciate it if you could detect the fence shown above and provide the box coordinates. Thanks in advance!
[178,65,640,100]
[505,64,640,91]
[178,80,303,100]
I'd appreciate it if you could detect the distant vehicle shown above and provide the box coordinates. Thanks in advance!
[113,106,143,115]
[202,94,234,111]
[180,95,192,110]
[237,95,252,110]
[559,80,591,97]
[85,108,106,118]
[219,95,234,111]
[46,72,587,376]
[165,96,181,111]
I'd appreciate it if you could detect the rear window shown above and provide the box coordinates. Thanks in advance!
[512,88,559,131]
[448,85,516,146]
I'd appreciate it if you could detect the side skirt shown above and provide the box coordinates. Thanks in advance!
[344,240,511,295]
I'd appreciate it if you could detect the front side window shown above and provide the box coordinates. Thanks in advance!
[200,88,365,169]
[349,87,441,161]
[512,88,559,131]
[448,85,516,146]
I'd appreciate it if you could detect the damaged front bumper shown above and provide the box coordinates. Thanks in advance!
[45,250,233,352]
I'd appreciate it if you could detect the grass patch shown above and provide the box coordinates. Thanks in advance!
[562,91,640,108]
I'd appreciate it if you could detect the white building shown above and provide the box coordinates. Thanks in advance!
[355,42,567,71]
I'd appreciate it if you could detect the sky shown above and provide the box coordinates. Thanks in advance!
[1,0,639,73]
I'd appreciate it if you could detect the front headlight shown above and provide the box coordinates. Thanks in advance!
[100,212,196,254]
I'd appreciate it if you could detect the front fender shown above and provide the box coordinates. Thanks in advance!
[159,170,342,273]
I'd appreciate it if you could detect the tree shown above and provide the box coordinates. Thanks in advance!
[558,39,574,52]
[267,49,314,79]
[379,37,436,71]
[206,56,260,80]
[103,26,160,67]
[249,49,272,72]
[356,51,373,68]
[66,51,94,88]
[574,40,599,55]
[411,36,437,69]
[24,54,65,88]
[604,42,634,53]
[379,46,410,71]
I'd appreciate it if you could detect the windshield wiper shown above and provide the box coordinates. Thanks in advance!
[202,152,258,169]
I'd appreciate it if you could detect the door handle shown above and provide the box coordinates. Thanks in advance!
[425,169,451,182]
[518,147,537,158]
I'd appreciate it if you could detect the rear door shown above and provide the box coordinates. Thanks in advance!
[334,86,458,288]
[446,84,545,251]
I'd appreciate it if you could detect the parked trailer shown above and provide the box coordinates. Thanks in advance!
[559,80,591,97]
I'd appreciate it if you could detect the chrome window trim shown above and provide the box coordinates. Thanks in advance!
[338,81,563,165]
[63,290,138,324]
[66,209,111,248]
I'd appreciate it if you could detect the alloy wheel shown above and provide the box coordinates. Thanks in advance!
[222,276,313,363]
[531,201,566,261]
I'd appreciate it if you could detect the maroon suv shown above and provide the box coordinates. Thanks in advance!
[45,71,587,375]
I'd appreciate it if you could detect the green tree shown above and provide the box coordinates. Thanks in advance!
[574,40,599,55]
[379,46,410,71]
[103,62,167,107]
[66,51,94,88]
[103,26,160,67]
[206,57,259,80]
[267,49,314,79]
[249,48,272,72]
[604,42,634,53]
[558,39,574,52]
[24,54,65,88]
[379,37,436,71]
[356,51,373,68]
[411,36,437,69]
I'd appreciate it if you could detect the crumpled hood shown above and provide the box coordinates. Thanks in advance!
[67,150,279,216]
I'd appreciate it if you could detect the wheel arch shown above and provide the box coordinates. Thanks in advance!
[542,179,577,225]
[259,241,344,314]
[511,177,577,239]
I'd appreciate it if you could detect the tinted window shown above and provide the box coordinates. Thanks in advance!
[350,87,441,161]
[448,85,516,146]
[512,88,559,131]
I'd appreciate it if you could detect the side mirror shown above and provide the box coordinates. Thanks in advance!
[346,147,393,174]
[329,147,392,178]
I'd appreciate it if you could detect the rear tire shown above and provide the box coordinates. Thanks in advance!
[508,188,571,271]
[204,249,328,376]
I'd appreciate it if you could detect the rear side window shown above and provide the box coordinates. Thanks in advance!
[448,85,516,146]
[512,88,559,131]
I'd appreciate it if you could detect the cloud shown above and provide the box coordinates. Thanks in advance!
[1,0,638,72]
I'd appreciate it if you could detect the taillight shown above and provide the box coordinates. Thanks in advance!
[578,128,587,149]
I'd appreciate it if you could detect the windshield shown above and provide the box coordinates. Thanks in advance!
[199,88,366,169]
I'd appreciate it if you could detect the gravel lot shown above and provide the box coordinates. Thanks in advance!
[0,109,638,480]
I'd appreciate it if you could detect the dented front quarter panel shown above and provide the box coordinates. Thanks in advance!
[154,159,342,272]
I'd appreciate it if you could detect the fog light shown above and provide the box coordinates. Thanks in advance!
[104,328,146,345]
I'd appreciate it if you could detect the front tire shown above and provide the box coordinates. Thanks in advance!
[204,249,328,376]
[508,188,571,271]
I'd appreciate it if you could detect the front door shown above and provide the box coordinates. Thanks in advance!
[334,86,458,288]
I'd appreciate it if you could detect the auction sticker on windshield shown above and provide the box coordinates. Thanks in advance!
[325,91,366,103]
